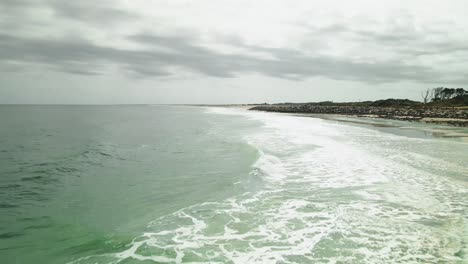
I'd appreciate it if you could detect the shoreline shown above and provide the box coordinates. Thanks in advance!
[249,104,468,127]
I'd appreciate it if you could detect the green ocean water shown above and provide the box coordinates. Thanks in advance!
[0,105,467,263]
[0,105,259,264]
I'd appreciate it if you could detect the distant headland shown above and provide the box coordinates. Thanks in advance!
[250,87,468,127]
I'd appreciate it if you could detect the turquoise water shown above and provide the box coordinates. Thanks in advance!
[0,105,467,263]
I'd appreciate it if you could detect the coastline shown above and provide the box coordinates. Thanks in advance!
[202,105,468,141]
[249,104,468,127]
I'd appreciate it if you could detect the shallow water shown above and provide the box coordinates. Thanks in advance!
[0,105,467,263]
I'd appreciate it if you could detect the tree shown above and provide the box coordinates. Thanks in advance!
[455,88,466,97]
[432,87,444,101]
[421,88,431,104]
[422,87,466,104]
[441,88,456,100]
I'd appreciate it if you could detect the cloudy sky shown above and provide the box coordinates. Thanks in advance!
[1,0,467,104]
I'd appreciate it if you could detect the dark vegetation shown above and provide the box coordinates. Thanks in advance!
[260,87,468,108]
[293,99,424,108]
[421,87,468,106]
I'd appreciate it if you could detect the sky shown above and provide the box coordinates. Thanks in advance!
[0,0,467,104]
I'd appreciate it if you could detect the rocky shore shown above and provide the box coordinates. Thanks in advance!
[250,104,468,126]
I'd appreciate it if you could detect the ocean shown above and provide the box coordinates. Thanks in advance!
[0,105,467,263]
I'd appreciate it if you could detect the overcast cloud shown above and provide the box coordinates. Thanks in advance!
[0,0,467,104]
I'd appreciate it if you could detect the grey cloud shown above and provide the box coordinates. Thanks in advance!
[0,0,34,8]
[354,29,420,43]
[48,0,137,25]
[0,0,38,30]
[0,33,239,77]
[0,32,452,83]
[309,21,468,56]
[0,34,168,77]
[300,20,468,82]
[252,51,436,83]
[1,1,466,84]
[0,0,136,26]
